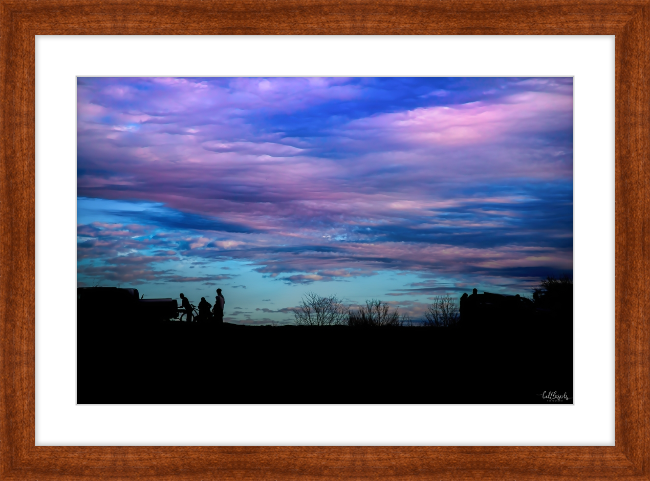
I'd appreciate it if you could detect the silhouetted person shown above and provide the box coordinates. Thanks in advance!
[198,297,212,323]
[214,288,225,325]
[180,293,193,322]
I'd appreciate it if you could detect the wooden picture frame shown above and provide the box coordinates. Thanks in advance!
[0,1,646,479]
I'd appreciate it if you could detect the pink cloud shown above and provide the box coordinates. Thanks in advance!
[344,92,572,147]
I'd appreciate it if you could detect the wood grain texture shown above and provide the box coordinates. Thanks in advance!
[0,0,648,479]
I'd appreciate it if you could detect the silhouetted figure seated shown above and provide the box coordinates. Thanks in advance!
[198,297,212,323]
[179,293,193,322]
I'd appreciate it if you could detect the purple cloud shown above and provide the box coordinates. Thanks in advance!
[77,78,573,307]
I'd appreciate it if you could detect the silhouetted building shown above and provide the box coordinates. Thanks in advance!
[77,287,178,323]
[459,289,533,329]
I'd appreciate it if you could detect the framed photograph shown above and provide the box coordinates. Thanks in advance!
[1,1,645,479]
[75,74,574,405]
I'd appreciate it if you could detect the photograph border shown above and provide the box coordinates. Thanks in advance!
[1,1,647,479]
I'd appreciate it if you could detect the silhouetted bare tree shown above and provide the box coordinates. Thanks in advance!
[292,292,348,326]
[424,295,459,327]
[348,299,404,327]
[532,275,573,322]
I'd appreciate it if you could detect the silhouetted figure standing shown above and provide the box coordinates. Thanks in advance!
[198,297,212,323]
[214,288,225,325]
[180,293,193,322]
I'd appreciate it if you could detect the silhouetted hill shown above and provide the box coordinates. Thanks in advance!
[78,320,572,404]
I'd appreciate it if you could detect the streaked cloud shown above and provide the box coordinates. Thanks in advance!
[77,77,573,320]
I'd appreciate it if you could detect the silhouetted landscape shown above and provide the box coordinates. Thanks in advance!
[78,276,572,404]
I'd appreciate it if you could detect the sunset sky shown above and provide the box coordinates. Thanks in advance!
[77,77,573,324]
